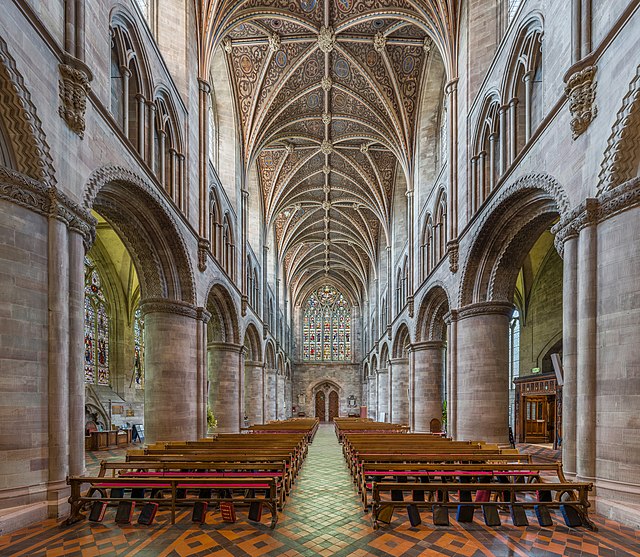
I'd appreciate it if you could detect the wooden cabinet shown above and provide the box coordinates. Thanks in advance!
[514,372,561,448]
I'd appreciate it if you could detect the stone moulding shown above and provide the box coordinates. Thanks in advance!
[58,57,93,138]
[0,166,95,247]
[565,65,597,139]
[139,298,199,319]
[456,301,514,321]
[552,177,640,254]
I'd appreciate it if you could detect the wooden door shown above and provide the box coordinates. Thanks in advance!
[315,391,326,422]
[525,396,547,442]
[328,390,339,421]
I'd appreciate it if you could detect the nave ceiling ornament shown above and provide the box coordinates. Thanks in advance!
[194,0,460,304]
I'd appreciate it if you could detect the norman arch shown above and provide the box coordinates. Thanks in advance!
[84,165,195,305]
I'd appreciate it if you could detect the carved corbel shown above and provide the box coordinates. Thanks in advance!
[58,56,93,138]
[198,238,210,272]
[565,65,597,139]
[447,239,459,273]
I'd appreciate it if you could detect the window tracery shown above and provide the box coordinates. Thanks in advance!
[302,285,351,362]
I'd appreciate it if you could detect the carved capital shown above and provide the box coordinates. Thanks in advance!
[317,26,336,53]
[139,298,198,319]
[447,239,459,273]
[457,301,514,321]
[410,340,445,352]
[565,65,597,139]
[58,57,92,138]
[0,166,96,248]
[198,238,210,272]
[196,306,211,324]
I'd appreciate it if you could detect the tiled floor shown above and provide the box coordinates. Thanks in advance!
[1,425,639,556]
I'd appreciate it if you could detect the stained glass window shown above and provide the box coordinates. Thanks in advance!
[302,285,351,361]
[84,256,110,385]
[133,307,144,389]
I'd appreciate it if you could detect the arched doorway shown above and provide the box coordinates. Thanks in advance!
[315,391,326,422]
[328,390,339,421]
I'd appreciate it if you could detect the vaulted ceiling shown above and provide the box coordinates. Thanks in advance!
[195,0,460,306]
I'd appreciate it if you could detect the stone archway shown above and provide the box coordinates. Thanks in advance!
[243,322,263,426]
[264,341,277,422]
[456,175,568,443]
[413,286,450,433]
[311,380,342,423]
[390,323,411,425]
[206,283,242,433]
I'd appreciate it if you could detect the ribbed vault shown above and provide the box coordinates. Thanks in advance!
[195,0,460,306]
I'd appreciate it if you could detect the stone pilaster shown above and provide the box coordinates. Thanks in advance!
[377,368,389,422]
[368,371,377,420]
[245,361,264,425]
[196,307,210,439]
[264,367,277,422]
[276,372,286,420]
[140,299,199,442]
[207,341,243,433]
[410,341,445,433]
[456,301,513,443]
[389,357,409,425]
[67,229,85,477]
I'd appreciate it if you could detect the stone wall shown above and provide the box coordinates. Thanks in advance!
[292,363,361,419]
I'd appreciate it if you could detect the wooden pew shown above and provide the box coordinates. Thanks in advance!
[370,479,595,530]
[64,475,279,528]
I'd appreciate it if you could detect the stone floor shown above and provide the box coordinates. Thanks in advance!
[1,425,639,556]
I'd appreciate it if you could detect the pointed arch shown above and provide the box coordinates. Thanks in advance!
[243,321,263,362]
[205,282,240,344]
[416,284,451,342]
[392,322,411,359]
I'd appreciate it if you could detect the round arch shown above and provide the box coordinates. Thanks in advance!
[416,284,451,342]
[205,282,240,344]
[243,322,262,362]
[458,173,569,307]
[392,322,411,359]
[84,166,195,304]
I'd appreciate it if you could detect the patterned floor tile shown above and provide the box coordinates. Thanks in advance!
[1,426,639,556]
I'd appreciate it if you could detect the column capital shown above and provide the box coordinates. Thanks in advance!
[0,167,97,248]
[196,306,211,323]
[410,340,445,352]
[206,341,244,353]
[198,78,211,93]
[457,301,514,321]
[139,298,199,319]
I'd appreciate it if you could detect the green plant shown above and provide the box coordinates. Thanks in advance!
[442,400,447,431]
[207,407,217,430]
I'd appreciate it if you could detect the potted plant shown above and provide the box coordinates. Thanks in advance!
[207,407,218,436]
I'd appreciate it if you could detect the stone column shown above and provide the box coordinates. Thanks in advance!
[411,341,444,433]
[67,229,86,477]
[576,201,597,481]
[561,233,578,476]
[445,310,458,438]
[389,357,409,425]
[369,371,377,420]
[245,361,264,425]
[593,183,640,514]
[141,299,199,443]
[276,372,286,420]
[47,215,70,513]
[362,377,369,417]
[377,366,389,421]
[196,308,210,439]
[208,341,243,433]
[264,367,277,422]
[456,302,512,443]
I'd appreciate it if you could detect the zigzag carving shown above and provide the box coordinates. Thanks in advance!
[0,36,56,185]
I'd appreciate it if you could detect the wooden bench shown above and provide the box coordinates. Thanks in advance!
[370,479,595,530]
[97,460,290,509]
[64,475,279,528]
[359,462,564,510]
